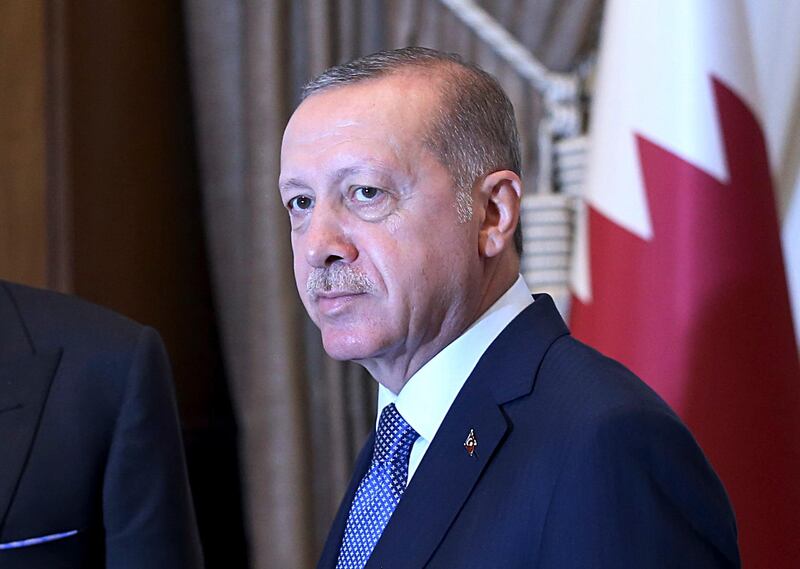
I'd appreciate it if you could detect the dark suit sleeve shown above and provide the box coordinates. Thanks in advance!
[536,404,740,568]
[101,326,204,569]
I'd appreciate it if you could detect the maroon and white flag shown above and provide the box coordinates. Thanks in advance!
[570,1,800,565]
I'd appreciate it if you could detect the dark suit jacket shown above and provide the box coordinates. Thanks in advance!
[0,281,203,569]
[318,295,739,568]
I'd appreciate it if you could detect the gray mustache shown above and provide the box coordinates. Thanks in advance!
[306,265,375,299]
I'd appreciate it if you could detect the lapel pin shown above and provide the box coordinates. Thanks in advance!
[464,428,478,457]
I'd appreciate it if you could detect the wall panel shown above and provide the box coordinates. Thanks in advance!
[0,1,47,287]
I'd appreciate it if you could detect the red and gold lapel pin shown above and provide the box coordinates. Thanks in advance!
[464,428,478,457]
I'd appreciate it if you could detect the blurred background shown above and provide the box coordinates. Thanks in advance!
[2,1,798,568]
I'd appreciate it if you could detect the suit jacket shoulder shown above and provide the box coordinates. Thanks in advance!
[319,295,739,569]
[3,280,144,356]
[533,335,739,566]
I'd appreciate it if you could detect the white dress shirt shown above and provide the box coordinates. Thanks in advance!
[376,274,534,485]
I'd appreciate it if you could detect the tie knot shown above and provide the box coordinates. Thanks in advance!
[373,403,419,465]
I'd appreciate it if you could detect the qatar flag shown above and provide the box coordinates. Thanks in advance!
[570,1,800,566]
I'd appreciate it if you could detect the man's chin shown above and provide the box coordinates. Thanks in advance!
[321,333,381,362]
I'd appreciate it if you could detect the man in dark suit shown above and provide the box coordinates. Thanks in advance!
[279,47,739,568]
[0,280,203,568]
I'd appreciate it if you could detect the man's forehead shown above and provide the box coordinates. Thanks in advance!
[283,113,384,144]
[290,72,443,129]
[281,75,443,168]
[280,111,406,164]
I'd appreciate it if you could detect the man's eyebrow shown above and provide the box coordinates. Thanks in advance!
[332,166,362,184]
[332,164,396,183]
[278,178,311,192]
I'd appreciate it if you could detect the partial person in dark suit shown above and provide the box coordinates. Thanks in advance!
[0,280,203,568]
[279,47,740,568]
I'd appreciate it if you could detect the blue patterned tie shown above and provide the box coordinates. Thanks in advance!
[336,403,419,569]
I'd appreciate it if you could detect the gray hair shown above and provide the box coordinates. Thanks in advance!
[301,47,523,255]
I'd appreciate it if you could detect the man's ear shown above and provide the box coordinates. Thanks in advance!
[476,170,522,258]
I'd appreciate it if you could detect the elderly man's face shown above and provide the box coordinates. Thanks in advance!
[279,74,482,373]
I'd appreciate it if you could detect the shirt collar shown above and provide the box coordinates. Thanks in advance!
[377,274,534,443]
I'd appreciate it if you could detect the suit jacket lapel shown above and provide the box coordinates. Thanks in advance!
[318,295,570,568]
[367,295,569,568]
[316,431,375,569]
[0,282,63,532]
[0,282,31,358]
[367,378,507,568]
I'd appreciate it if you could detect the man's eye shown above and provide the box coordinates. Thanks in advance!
[353,186,381,202]
[288,195,313,211]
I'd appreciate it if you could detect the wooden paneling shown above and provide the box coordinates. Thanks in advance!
[45,0,73,292]
[64,5,249,560]
[0,1,48,287]
[66,0,214,429]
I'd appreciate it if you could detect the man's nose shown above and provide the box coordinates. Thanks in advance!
[303,208,358,268]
